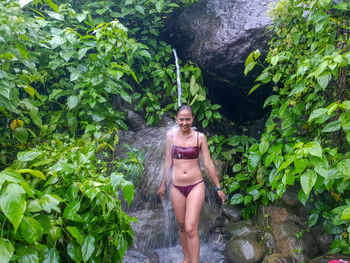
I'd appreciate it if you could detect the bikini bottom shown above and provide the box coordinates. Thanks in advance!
[171,180,204,197]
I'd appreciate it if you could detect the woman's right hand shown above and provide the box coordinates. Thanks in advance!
[157,185,165,200]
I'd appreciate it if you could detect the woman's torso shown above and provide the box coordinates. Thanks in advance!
[171,130,202,185]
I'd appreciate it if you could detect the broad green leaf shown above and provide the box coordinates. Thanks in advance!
[244,62,256,76]
[82,234,95,262]
[67,226,84,245]
[317,72,331,90]
[42,248,60,263]
[337,159,350,178]
[341,206,350,220]
[16,169,46,180]
[308,108,328,122]
[190,83,200,96]
[13,127,29,144]
[308,214,319,227]
[63,201,83,222]
[47,11,64,20]
[111,172,123,188]
[298,189,307,206]
[248,151,261,171]
[135,5,145,14]
[230,194,244,205]
[67,95,79,110]
[232,164,242,173]
[0,183,26,232]
[271,55,279,66]
[139,49,152,59]
[67,241,82,263]
[311,156,329,178]
[0,169,24,184]
[17,150,43,162]
[304,142,322,157]
[259,139,269,155]
[322,120,341,133]
[272,72,282,83]
[0,238,14,263]
[155,0,164,12]
[50,36,65,49]
[20,217,43,244]
[121,180,135,206]
[16,246,39,263]
[78,47,89,60]
[294,158,308,174]
[248,189,261,201]
[44,0,59,12]
[244,195,253,205]
[300,170,317,196]
[205,110,212,119]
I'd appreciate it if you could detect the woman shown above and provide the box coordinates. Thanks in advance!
[157,105,226,263]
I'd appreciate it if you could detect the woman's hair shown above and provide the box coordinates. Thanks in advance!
[176,104,193,116]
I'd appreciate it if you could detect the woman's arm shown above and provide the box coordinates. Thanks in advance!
[157,131,173,199]
[199,133,226,204]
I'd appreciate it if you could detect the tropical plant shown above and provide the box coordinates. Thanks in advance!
[224,0,350,253]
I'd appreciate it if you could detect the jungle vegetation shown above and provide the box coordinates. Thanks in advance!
[0,0,349,262]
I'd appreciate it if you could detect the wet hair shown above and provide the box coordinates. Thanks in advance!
[176,104,193,116]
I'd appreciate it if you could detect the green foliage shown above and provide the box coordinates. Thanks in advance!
[0,0,216,261]
[224,0,350,254]
[0,137,135,262]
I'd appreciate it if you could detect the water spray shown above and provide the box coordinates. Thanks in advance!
[172,49,182,107]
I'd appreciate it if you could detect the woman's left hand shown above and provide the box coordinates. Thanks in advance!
[217,190,225,205]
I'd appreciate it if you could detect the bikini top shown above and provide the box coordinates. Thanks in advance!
[172,131,200,160]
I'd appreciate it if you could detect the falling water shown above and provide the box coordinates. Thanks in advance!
[172,49,182,107]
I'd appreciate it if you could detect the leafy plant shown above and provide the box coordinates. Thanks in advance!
[227,0,350,253]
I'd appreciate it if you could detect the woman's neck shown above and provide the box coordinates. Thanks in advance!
[178,129,192,137]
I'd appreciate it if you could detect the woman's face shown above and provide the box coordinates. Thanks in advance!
[176,109,194,132]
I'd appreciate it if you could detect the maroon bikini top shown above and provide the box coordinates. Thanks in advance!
[172,132,200,159]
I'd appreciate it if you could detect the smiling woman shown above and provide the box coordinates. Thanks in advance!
[157,104,225,263]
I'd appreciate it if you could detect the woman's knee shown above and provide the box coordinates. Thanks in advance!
[185,224,198,237]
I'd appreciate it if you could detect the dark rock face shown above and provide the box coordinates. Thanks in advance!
[171,0,274,123]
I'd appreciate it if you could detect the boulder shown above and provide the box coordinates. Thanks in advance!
[171,0,274,122]
[226,236,264,263]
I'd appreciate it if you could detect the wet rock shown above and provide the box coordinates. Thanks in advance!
[171,0,273,122]
[226,236,264,263]
[258,232,277,254]
[222,205,241,222]
[199,205,223,239]
[271,221,319,262]
[262,253,298,263]
[280,186,302,208]
[223,221,259,239]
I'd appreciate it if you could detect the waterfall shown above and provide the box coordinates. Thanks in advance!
[172,49,182,107]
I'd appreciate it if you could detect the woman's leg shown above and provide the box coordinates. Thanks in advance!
[171,186,191,263]
[185,182,205,263]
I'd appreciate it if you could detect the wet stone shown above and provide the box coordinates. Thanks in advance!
[223,221,259,239]
[225,236,264,263]
[262,253,298,263]
[222,205,241,222]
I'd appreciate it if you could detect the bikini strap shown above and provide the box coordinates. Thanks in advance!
[197,131,199,147]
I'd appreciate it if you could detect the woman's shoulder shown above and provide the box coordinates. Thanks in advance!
[196,131,207,142]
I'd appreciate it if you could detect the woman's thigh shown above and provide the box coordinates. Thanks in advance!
[171,186,187,224]
[185,182,205,227]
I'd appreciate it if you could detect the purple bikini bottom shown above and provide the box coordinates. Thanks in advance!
[172,180,204,197]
